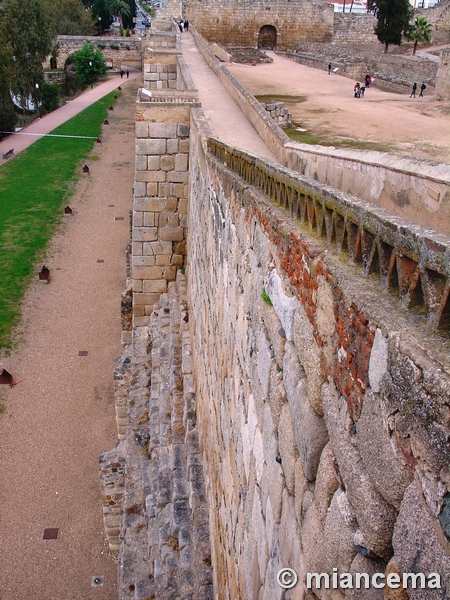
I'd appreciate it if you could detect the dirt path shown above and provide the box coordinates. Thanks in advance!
[0,77,139,600]
[227,51,450,164]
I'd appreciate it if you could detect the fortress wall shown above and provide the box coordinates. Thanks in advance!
[191,29,450,237]
[44,36,142,70]
[187,110,450,599]
[185,0,334,50]
[333,13,378,45]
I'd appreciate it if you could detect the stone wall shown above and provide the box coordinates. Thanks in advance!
[44,35,143,70]
[133,104,190,325]
[333,13,378,45]
[192,28,450,237]
[436,48,450,100]
[187,109,450,599]
[185,0,334,51]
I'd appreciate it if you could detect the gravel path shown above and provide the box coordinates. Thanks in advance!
[0,77,140,600]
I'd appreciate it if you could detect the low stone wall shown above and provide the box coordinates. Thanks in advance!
[187,109,450,599]
[260,101,291,127]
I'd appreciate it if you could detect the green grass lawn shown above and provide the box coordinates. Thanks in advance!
[0,91,119,350]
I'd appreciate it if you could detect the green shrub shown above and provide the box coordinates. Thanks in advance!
[41,83,60,113]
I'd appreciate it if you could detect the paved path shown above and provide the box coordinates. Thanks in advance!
[0,69,141,162]
[180,32,277,162]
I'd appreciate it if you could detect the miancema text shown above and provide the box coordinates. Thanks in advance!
[306,570,441,590]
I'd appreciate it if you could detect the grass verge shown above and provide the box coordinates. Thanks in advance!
[284,128,392,153]
[0,91,119,350]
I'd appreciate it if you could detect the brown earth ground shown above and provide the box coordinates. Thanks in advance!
[0,76,139,600]
[227,48,450,164]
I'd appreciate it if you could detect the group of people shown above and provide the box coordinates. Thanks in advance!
[119,69,129,79]
[177,19,189,32]
[410,82,427,98]
[353,75,372,98]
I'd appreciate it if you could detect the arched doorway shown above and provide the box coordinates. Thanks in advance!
[258,25,277,50]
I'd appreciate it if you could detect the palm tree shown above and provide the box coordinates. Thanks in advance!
[107,0,130,27]
[407,17,432,56]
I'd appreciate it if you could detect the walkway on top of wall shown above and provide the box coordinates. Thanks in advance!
[179,31,277,163]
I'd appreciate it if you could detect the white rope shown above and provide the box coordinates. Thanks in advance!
[0,131,99,139]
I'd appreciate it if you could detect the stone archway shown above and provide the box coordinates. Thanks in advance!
[258,25,277,50]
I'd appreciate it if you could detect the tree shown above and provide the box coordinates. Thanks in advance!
[107,0,130,27]
[2,0,55,112]
[41,82,60,113]
[367,0,411,53]
[73,42,106,85]
[121,0,136,31]
[52,0,97,35]
[92,0,113,32]
[0,17,17,135]
[407,16,432,55]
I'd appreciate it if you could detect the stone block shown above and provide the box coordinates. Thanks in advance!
[146,182,158,196]
[178,198,188,214]
[158,182,170,197]
[136,170,166,183]
[314,442,339,525]
[163,266,177,281]
[143,213,155,227]
[134,316,150,326]
[177,123,190,138]
[392,483,450,600]
[135,154,147,170]
[175,153,188,171]
[356,389,412,509]
[160,227,184,242]
[322,380,398,560]
[143,279,167,293]
[136,138,166,155]
[133,241,143,256]
[278,403,298,494]
[135,122,148,138]
[133,227,158,242]
[283,342,328,481]
[134,181,146,197]
[167,139,178,154]
[132,256,155,267]
[368,328,388,392]
[134,197,163,212]
[132,265,163,280]
[147,155,161,171]
[155,255,171,266]
[167,171,189,183]
[257,330,272,400]
[179,139,190,153]
[293,303,327,415]
[166,197,178,212]
[346,554,387,599]
[323,489,357,574]
[266,269,299,341]
[148,123,178,139]
[161,155,175,171]
[133,211,143,227]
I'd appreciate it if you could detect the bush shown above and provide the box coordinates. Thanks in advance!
[41,83,60,113]
[73,42,107,85]
[125,28,130,37]
[110,43,120,50]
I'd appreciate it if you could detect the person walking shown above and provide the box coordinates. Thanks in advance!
[354,82,361,98]
[184,20,189,31]
[419,83,427,97]
[328,62,332,75]
[120,70,124,79]
[410,82,417,98]
[126,69,129,79]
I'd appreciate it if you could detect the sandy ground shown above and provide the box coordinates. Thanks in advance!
[0,77,140,600]
[227,50,450,164]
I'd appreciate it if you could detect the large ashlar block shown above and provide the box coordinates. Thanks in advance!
[135,155,147,170]
[147,156,161,171]
[136,138,166,155]
[167,171,189,184]
[133,227,158,242]
[135,122,148,138]
[143,279,167,293]
[136,170,166,183]
[132,265,163,280]
[175,153,188,171]
[161,155,175,171]
[322,379,397,560]
[159,227,184,242]
[148,123,178,139]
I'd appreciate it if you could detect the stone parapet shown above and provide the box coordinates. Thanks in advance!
[186,110,450,599]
